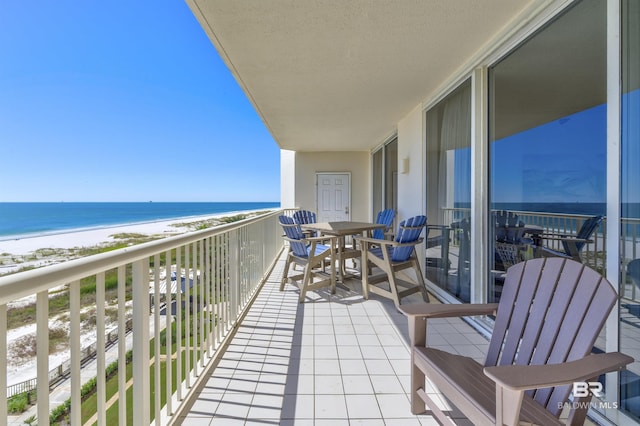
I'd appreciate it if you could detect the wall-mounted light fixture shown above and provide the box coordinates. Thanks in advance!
[400,157,410,174]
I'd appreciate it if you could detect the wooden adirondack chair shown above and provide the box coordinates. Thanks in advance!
[357,215,429,308]
[400,257,633,426]
[537,215,604,262]
[372,209,396,240]
[279,215,336,303]
[293,209,317,236]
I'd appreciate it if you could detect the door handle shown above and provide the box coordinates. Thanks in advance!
[345,207,349,215]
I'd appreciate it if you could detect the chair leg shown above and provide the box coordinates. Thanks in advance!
[387,269,402,309]
[280,253,292,291]
[412,258,429,303]
[299,264,313,303]
[379,248,403,308]
[329,247,336,294]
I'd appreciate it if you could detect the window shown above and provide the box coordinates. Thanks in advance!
[372,138,398,217]
[425,80,472,302]
[489,0,606,303]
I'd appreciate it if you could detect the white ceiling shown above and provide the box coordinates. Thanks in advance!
[187,0,540,152]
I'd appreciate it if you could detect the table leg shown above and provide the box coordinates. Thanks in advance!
[361,242,369,299]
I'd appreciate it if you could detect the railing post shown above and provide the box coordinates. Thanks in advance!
[132,258,150,426]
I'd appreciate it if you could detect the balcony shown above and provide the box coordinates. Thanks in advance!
[0,210,487,425]
[0,209,630,425]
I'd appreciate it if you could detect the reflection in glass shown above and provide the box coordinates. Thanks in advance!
[489,0,606,303]
[621,0,640,420]
[425,80,471,302]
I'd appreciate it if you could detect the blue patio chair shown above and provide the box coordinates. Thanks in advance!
[279,215,336,303]
[537,215,604,262]
[357,215,429,308]
[293,209,318,237]
[372,209,395,240]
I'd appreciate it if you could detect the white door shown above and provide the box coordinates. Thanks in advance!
[316,173,350,222]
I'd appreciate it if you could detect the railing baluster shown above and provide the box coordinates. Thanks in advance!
[191,241,198,378]
[0,304,7,422]
[175,246,182,402]
[154,254,161,425]
[117,266,127,425]
[132,258,150,426]
[199,239,205,367]
[36,290,49,426]
[184,243,191,388]
[205,238,211,358]
[69,280,81,426]
[164,249,173,416]
[96,272,106,426]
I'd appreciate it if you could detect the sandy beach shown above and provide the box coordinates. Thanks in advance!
[0,209,273,271]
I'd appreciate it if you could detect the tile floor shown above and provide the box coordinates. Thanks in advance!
[177,252,490,425]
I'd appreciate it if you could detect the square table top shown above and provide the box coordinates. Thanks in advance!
[300,221,385,236]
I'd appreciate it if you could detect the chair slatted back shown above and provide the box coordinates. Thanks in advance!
[391,215,426,262]
[563,215,603,254]
[485,257,617,417]
[293,210,317,225]
[628,258,640,289]
[373,209,395,240]
[495,210,524,243]
[279,215,308,258]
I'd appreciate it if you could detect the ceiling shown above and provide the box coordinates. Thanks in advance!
[186,0,544,152]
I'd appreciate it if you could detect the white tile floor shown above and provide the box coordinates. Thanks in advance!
[177,253,488,425]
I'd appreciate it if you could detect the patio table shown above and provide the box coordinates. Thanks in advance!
[300,221,386,284]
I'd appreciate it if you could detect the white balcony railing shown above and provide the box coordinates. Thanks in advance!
[0,209,291,425]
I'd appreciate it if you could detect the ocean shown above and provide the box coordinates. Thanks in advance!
[0,202,280,239]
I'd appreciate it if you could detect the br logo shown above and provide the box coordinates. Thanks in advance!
[572,381,604,398]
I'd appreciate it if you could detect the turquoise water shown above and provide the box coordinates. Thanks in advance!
[0,202,280,239]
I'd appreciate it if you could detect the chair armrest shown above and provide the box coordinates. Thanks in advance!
[399,303,499,319]
[356,236,424,248]
[283,235,336,245]
[541,235,592,243]
[304,235,337,243]
[484,352,633,391]
[426,225,449,230]
[355,235,388,245]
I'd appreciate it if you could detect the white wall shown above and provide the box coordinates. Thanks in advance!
[292,151,370,222]
[397,104,425,223]
[280,150,296,208]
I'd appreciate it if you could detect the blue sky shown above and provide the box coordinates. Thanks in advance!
[0,2,280,202]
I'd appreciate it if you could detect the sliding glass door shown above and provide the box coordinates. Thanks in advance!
[372,138,398,220]
[425,80,472,302]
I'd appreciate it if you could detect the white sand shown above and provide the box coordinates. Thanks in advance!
[0,209,270,256]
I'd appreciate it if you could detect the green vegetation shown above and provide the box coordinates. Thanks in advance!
[7,391,35,414]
